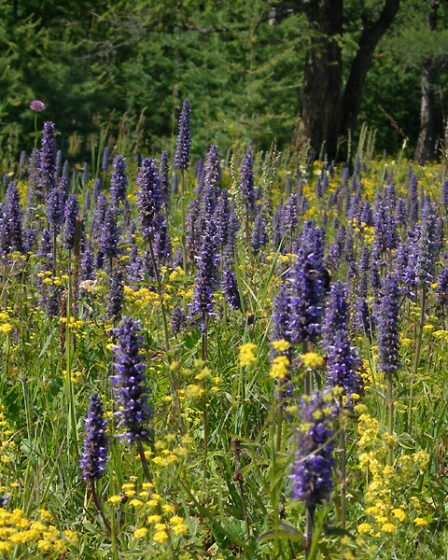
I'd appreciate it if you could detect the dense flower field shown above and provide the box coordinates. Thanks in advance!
[0,102,447,559]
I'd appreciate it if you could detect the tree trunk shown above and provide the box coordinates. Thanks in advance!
[415,1,439,162]
[293,0,400,161]
[13,0,18,24]
[294,0,343,159]
[339,0,400,160]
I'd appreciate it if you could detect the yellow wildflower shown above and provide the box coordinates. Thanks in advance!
[301,352,324,369]
[269,355,289,380]
[134,527,148,539]
[357,523,372,534]
[238,343,257,367]
[108,495,122,504]
[147,515,163,523]
[153,530,168,543]
[381,523,395,533]
[272,340,290,352]
[392,508,407,522]
[0,324,12,334]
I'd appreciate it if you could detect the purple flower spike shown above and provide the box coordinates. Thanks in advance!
[111,318,152,443]
[37,122,57,195]
[110,155,127,204]
[289,390,335,510]
[137,158,161,241]
[174,99,191,170]
[100,204,120,260]
[189,218,219,329]
[80,392,109,481]
[322,281,349,349]
[377,273,401,375]
[240,145,255,216]
[62,194,79,251]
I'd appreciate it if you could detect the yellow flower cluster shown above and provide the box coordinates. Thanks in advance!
[0,406,16,468]
[272,339,290,353]
[0,310,12,335]
[301,352,324,369]
[432,330,448,342]
[269,355,289,380]
[60,316,88,332]
[357,413,430,537]
[110,481,189,545]
[238,343,257,367]
[124,286,166,308]
[0,507,75,553]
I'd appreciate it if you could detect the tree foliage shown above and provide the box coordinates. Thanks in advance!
[1,0,448,159]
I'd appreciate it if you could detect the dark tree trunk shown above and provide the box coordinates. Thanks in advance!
[293,0,400,161]
[294,0,343,159]
[13,0,18,24]
[415,1,439,162]
[339,0,400,160]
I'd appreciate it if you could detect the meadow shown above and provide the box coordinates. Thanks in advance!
[0,101,447,559]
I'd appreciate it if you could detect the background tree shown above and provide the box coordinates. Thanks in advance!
[1,0,448,161]
[293,0,400,159]
[415,0,444,161]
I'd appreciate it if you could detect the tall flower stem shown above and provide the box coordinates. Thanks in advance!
[245,212,254,271]
[33,113,38,152]
[340,425,347,558]
[147,237,184,433]
[147,238,170,351]
[303,341,312,394]
[90,481,111,535]
[180,169,187,272]
[275,383,283,453]
[66,251,78,456]
[407,287,426,435]
[52,227,57,276]
[411,287,426,384]
[137,441,152,483]
[201,313,208,496]
[381,369,395,467]
[305,506,315,559]
[232,438,250,541]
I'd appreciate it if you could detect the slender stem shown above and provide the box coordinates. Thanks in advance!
[137,441,152,483]
[276,384,283,453]
[66,253,78,456]
[111,504,119,560]
[386,372,393,465]
[340,427,346,527]
[180,169,187,272]
[20,377,31,444]
[232,438,250,541]
[411,287,426,383]
[147,238,185,434]
[147,238,170,350]
[201,315,208,496]
[33,113,38,151]
[52,227,57,276]
[408,287,426,433]
[245,211,254,271]
[305,506,314,559]
[90,480,111,535]
[201,320,207,363]
[303,341,312,394]
[340,425,346,559]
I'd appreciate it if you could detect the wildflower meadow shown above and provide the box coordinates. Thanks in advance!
[0,101,448,560]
